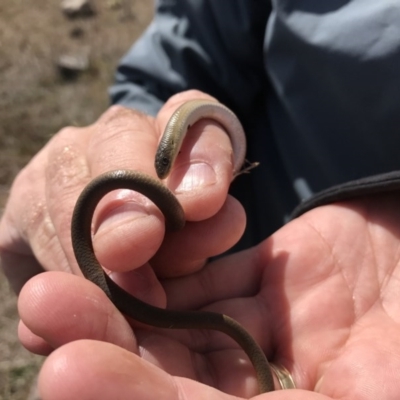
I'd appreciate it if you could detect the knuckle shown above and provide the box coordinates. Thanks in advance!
[56,125,82,140]
[96,105,146,128]
[47,143,88,189]
[46,127,90,189]
[88,107,157,168]
[164,90,216,110]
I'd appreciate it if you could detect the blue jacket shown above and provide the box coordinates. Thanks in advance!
[110,0,400,248]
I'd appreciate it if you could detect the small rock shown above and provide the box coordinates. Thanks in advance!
[61,0,96,18]
[56,53,89,79]
[70,26,85,38]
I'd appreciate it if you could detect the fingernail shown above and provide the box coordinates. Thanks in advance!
[174,162,217,192]
[94,190,150,233]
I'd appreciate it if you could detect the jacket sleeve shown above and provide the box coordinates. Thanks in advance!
[109,0,270,119]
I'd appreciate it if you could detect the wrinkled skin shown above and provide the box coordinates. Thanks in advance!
[1,90,400,399]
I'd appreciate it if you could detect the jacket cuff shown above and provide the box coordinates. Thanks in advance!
[290,171,400,219]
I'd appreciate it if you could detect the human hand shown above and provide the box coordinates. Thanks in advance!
[18,194,400,399]
[0,90,245,293]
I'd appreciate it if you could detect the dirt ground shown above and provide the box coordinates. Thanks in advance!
[0,1,153,398]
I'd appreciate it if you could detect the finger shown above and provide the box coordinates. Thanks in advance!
[18,320,53,355]
[39,340,239,400]
[43,108,166,275]
[18,271,136,352]
[39,340,320,400]
[110,263,167,308]
[88,107,170,270]
[163,246,263,310]
[156,90,239,221]
[149,89,246,278]
[151,196,246,277]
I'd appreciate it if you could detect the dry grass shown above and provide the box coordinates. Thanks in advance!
[0,1,153,398]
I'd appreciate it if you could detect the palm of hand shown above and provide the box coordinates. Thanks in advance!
[145,197,400,398]
[263,197,399,399]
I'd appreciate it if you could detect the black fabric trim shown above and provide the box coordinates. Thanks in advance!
[290,171,400,219]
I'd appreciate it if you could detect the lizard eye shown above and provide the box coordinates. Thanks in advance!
[162,157,169,166]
